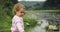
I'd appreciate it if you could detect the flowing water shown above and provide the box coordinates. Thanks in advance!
[27,12,60,32]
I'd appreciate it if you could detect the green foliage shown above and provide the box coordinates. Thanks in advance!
[0,18,12,32]
[0,0,18,32]
[45,25,49,30]
[23,17,37,27]
[26,10,60,13]
[0,0,18,18]
[23,16,37,32]
[19,1,44,10]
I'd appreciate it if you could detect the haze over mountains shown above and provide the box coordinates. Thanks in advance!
[19,1,45,10]
[19,1,44,6]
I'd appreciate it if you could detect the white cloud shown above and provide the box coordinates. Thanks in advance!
[18,0,46,1]
[26,0,46,1]
[18,0,21,1]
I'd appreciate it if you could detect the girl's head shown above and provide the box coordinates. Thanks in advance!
[13,3,25,17]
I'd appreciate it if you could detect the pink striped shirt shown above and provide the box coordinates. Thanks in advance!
[11,15,24,32]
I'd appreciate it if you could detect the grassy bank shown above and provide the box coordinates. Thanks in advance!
[26,10,60,12]
[0,10,60,32]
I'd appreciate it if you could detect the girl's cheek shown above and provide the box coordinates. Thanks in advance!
[21,13,24,16]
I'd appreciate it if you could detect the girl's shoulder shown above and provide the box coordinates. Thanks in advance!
[12,15,23,21]
[12,15,23,23]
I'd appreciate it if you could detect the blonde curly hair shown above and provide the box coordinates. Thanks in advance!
[13,3,25,14]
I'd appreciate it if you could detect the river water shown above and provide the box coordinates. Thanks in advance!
[27,12,60,32]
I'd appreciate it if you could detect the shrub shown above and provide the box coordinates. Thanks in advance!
[23,16,37,32]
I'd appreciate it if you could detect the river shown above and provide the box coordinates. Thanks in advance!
[27,12,60,32]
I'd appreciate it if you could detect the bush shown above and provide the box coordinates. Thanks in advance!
[23,17,37,27]
[23,16,37,32]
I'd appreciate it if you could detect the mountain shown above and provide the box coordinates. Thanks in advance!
[19,1,45,10]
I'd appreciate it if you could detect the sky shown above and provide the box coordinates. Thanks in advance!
[18,0,46,1]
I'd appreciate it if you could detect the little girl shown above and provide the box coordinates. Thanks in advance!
[11,3,25,32]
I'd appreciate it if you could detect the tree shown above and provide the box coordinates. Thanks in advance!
[0,0,18,17]
[43,0,60,10]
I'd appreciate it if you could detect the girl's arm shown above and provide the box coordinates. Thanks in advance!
[16,22,24,32]
[15,19,24,32]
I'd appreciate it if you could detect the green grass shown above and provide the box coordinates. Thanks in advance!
[0,18,12,32]
[26,10,60,12]
[23,16,37,32]
[0,9,60,32]
[0,13,37,32]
